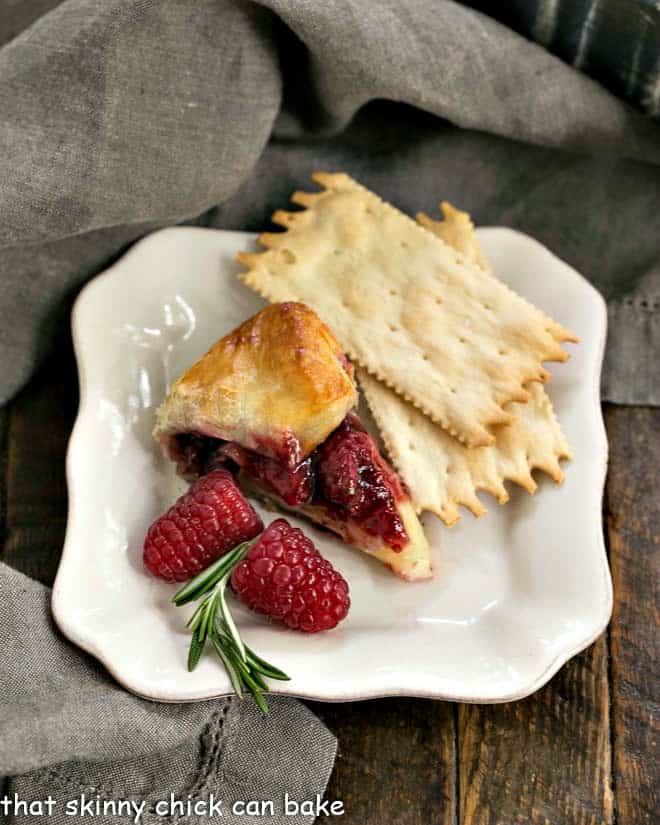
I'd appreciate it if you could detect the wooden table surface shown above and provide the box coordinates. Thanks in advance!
[1,333,657,825]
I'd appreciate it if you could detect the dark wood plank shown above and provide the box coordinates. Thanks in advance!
[309,698,456,825]
[2,333,78,585]
[605,405,659,825]
[458,639,612,825]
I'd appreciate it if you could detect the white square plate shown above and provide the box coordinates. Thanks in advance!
[53,227,611,703]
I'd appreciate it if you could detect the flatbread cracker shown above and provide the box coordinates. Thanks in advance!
[359,202,572,524]
[237,172,576,448]
[417,202,489,271]
[360,371,571,525]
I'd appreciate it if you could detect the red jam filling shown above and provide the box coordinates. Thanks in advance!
[315,413,409,550]
[209,443,314,507]
[172,412,409,551]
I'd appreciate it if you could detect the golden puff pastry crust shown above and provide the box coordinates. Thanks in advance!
[153,302,358,468]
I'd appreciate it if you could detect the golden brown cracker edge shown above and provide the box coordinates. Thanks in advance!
[237,172,577,448]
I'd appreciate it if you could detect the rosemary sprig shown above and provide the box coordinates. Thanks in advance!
[172,542,290,714]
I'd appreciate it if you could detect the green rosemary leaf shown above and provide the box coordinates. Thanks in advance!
[210,636,244,699]
[251,687,269,716]
[217,636,270,713]
[187,631,206,672]
[211,632,273,705]
[197,606,208,640]
[217,581,246,662]
[220,639,269,691]
[235,659,270,698]
[172,542,249,605]
[186,600,206,631]
[245,646,291,681]
[173,537,287,715]
[173,559,225,605]
[197,595,213,640]
[206,594,220,631]
[246,667,269,693]
[213,629,241,659]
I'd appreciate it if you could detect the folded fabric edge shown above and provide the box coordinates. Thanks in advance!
[602,297,660,405]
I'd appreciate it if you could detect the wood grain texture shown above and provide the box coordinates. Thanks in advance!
[309,698,456,825]
[458,640,613,825]
[605,405,659,825]
[2,335,77,585]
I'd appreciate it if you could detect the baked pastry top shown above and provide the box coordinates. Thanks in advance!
[154,302,358,468]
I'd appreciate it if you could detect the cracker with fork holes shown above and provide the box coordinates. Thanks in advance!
[359,201,572,524]
[237,172,576,447]
[360,371,571,525]
[417,201,490,271]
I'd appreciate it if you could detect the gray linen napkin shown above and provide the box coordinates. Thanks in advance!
[1,0,660,817]
[0,563,337,823]
[465,0,660,118]
[0,0,658,407]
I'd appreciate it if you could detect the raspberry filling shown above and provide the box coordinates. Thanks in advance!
[211,443,314,507]
[315,414,409,550]
[172,412,410,551]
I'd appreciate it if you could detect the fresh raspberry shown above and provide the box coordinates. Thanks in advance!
[231,519,350,632]
[143,470,263,582]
